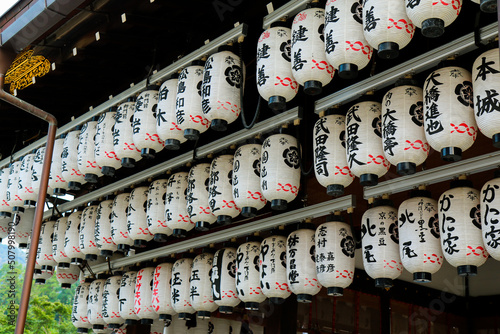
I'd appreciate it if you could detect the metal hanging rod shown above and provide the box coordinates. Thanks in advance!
[364,151,500,199]
[315,22,498,113]
[90,194,355,273]
[0,23,248,169]
[42,107,300,219]
[262,0,311,29]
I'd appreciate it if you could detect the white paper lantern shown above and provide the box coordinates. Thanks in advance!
[176,63,210,140]
[157,77,187,150]
[362,0,415,59]
[46,137,68,196]
[208,155,241,225]
[78,117,103,183]
[171,257,196,320]
[17,151,36,207]
[61,127,87,191]
[120,270,140,324]
[0,167,13,216]
[472,48,500,147]
[31,147,54,198]
[232,144,266,218]
[287,224,322,303]
[469,0,497,12]
[423,66,477,161]
[324,0,373,79]
[127,186,153,248]
[166,172,194,238]
[201,49,243,131]
[151,262,176,321]
[315,215,355,296]
[398,190,443,283]
[64,208,85,265]
[405,0,461,38]
[79,203,100,261]
[190,251,218,319]
[481,171,500,260]
[95,197,117,257]
[135,267,158,324]
[133,86,165,159]
[291,6,334,95]
[260,232,290,303]
[186,163,216,231]
[261,133,301,210]
[114,97,143,168]
[313,112,354,196]
[6,161,23,211]
[72,280,93,332]
[111,192,134,252]
[345,101,389,186]
[236,238,265,310]
[13,207,34,248]
[382,85,429,175]
[439,180,488,276]
[0,216,9,242]
[88,278,107,331]
[95,108,122,176]
[37,220,56,272]
[256,25,298,111]
[52,216,70,268]
[56,264,80,288]
[146,179,172,242]
[211,246,240,314]
[34,265,54,284]
[361,200,403,288]
[102,274,125,328]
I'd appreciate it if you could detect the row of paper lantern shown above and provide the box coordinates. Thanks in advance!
[257,0,496,111]
[70,171,500,332]
[313,47,500,192]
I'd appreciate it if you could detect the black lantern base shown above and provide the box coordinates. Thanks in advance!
[218,306,234,314]
[178,313,194,320]
[41,265,53,272]
[481,0,497,12]
[100,250,113,257]
[327,287,344,297]
[441,147,462,162]
[377,42,399,60]
[108,323,122,329]
[458,265,477,276]
[159,314,172,321]
[58,262,70,269]
[140,319,154,325]
[134,239,148,248]
[211,119,228,132]
[195,221,210,231]
[85,254,98,261]
[360,173,378,187]
[270,297,286,304]
[125,319,138,325]
[71,258,84,265]
[197,311,212,319]
[375,278,393,289]
[184,129,200,141]
[245,302,260,311]
[101,166,116,177]
[327,184,344,197]
[84,173,98,183]
[271,199,287,211]
[154,233,169,242]
[35,279,46,285]
[173,228,187,238]
[34,269,42,275]
[141,148,156,159]
[303,80,322,96]
[338,63,358,80]
[422,18,445,38]
[397,162,417,176]
[241,206,257,218]
[12,206,24,213]
[492,133,500,148]
[53,188,67,196]
[93,325,105,330]
[61,283,72,289]
[19,243,28,249]
[24,200,36,207]
[165,139,181,150]
[117,244,130,252]
[68,181,82,191]
[413,272,432,283]
[217,215,232,226]
[269,95,286,112]
[121,157,136,168]
[297,294,313,303]
[0,211,11,218]
[76,328,89,333]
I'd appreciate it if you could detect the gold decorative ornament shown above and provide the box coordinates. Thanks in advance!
[4,49,51,93]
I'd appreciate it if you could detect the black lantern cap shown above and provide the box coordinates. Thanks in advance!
[338,63,358,80]
[458,265,478,276]
[100,250,114,257]
[159,314,172,321]
[173,228,187,238]
[327,184,344,197]
[327,287,344,297]
[241,206,257,218]
[165,139,181,150]
[12,206,24,213]
[268,95,286,111]
[68,181,82,191]
[413,272,432,283]
[441,147,462,162]
[134,239,148,248]
[397,162,417,176]
[18,243,28,249]
[449,179,473,189]
[101,166,116,177]
[34,279,46,285]
[421,18,445,38]
[141,148,156,159]
[492,133,500,148]
[85,254,98,262]
[154,233,169,243]
[303,80,322,96]
[125,319,138,325]
[24,200,36,207]
[271,199,287,211]
[195,221,210,231]
[57,262,71,269]
[297,294,313,303]
[140,319,154,325]
[0,211,11,218]
[245,302,260,311]
[409,189,432,198]
[218,306,234,314]
[270,297,286,304]
[326,214,345,223]
[121,157,136,168]
[211,119,228,132]
[373,198,394,208]
[179,312,194,320]
[216,215,232,226]
[84,173,99,183]
[117,244,131,252]
[76,328,89,333]
[377,42,399,60]
[481,0,497,12]
[53,188,67,196]
[108,323,123,329]
[61,283,72,289]
[71,257,84,265]
[197,311,212,319]
[375,278,393,289]
[184,129,200,141]
[93,325,105,330]
[360,173,378,187]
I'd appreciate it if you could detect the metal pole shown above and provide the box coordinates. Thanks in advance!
[0,47,58,334]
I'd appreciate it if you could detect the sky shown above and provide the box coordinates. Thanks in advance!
[0,0,21,18]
